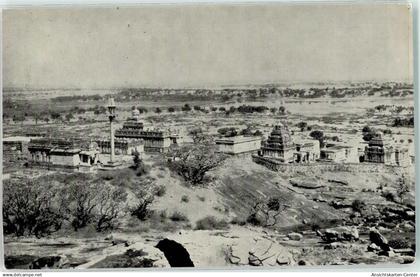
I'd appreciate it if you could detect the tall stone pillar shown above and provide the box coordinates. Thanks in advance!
[107,97,117,165]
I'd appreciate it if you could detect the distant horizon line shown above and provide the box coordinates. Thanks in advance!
[3,79,413,91]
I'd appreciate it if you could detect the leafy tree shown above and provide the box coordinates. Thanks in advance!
[168,107,176,113]
[182,103,192,112]
[279,106,286,114]
[217,127,238,137]
[296,121,307,131]
[309,130,325,147]
[168,135,226,185]
[155,107,162,114]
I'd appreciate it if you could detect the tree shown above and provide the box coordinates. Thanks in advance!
[279,106,286,114]
[95,185,127,232]
[296,121,308,132]
[217,127,238,137]
[247,197,287,227]
[396,175,410,203]
[168,135,227,185]
[168,107,176,113]
[50,111,61,121]
[270,107,277,114]
[3,180,64,237]
[132,151,141,170]
[34,113,41,125]
[65,113,74,122]
[219,107,226,112]
[309,130,325,147]
[155,107,162,114]
[130,189,155,221]
[61,182,100,231]
[182,104,192,112]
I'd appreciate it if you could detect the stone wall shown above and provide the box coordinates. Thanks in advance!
[252,155,407,176]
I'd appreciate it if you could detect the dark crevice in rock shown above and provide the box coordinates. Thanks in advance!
[155,238,194,267]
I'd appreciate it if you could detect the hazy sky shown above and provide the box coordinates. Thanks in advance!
[3,4,413,88]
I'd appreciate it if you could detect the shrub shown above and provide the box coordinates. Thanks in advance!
[382,191,396,202]
[197,196,206,202]
[195,216,229,230]
[130,190,155,221]
[181,195,189,203]
[154,185,167,197]
[389,239,411,249]
[351,199,366,213]
[169,211,189,222]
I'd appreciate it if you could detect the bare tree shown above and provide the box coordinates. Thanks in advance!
[95,185,128,232]
[130,188,155,221]
[61,182,100,231]
[3,180,64,237]
[247,197,288,227]
[168,135,226,185]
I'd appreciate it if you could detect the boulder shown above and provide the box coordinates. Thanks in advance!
[324,242,351,250]
[367,243,381,252]
[378,250,395,257]
[287,233,303,241]
[404,210,415,221]
[227,237,292,267]
[322,226,359,242]
[369,229,390,251]
[393,248,415,256]
[289,178,324,189]
[399,256,415,264]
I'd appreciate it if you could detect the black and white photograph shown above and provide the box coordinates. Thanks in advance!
[1,2,416,270]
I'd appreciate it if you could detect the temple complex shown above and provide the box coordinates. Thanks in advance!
[364,132,410,167]
[115,108,177,153]
[27,138,99,171]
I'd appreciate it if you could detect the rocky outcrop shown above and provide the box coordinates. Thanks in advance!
[321,226,359,243]
[287,233,303,241]
[225,237,294,266]
[369,229,390,251]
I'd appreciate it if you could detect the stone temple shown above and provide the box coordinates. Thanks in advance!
[364,132,410,167]
[115,108,178,153]
[259,122,295,163]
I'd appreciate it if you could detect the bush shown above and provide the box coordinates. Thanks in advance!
[130,190,155,221]
[195,216,229,230]
[169,211,189,222]
[389,239,411,249]
[351,199,366,213]
[181,195,189,203]
[154,185,167,197]
[382,191,396,202]
[197,195,206,202]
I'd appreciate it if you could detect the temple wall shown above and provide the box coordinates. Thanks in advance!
[50,154,80,167]
[252,155,408,175]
